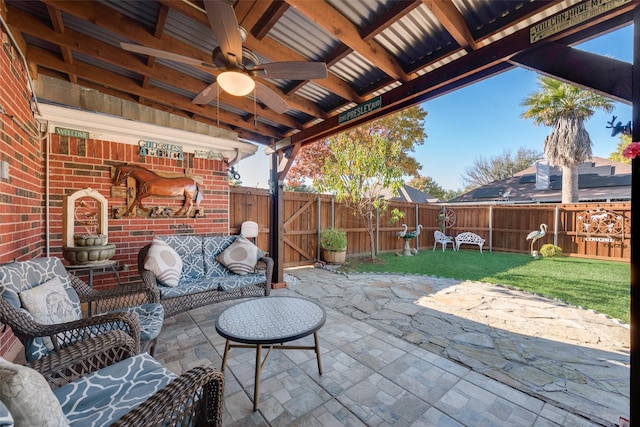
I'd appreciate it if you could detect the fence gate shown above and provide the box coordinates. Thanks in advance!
[282,193,320,267]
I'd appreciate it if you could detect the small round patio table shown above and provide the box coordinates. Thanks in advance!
[215,296,326,411]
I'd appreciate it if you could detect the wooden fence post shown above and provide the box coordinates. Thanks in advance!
[317,196,321,261]
[554,205,560,246]
[489,205,493,253]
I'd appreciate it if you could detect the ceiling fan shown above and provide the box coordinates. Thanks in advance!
[120,0,327,114]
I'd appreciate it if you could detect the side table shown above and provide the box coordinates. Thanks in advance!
[215,296,326,411]
[65,260,121,288]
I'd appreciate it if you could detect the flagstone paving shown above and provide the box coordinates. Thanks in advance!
[154,266,629,426]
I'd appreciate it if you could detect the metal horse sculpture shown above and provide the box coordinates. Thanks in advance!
[113,164,203,217]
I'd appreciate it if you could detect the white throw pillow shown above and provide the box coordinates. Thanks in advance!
[144,236,183,287]
[216,236,264,276]
[19,277,82,325]
[0,357,69,427]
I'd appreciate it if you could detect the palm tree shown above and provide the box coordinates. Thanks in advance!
[521,76,614,203]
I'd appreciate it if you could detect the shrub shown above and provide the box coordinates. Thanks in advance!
[320,228,347,251]
[540,244,562,258]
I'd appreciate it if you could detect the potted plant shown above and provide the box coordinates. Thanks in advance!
[320,228,347,264]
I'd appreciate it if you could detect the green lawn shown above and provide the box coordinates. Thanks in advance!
[341,250,630,324]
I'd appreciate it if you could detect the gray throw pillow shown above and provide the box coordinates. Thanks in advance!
[216,236,264,276]
[0,357,69,426]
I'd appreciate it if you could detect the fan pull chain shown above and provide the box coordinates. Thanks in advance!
[253,86,257,127]
[216,85,220,126]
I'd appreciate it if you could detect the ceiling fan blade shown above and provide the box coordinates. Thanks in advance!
[192,82,220,105]
[252,62,328,80]
[120,42,217,70]
[203,0,243,67]
[255,82,290,114]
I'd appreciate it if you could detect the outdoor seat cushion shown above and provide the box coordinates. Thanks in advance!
[115,303,164,342]
[157,273,266,299]
[53,353,176,426]
[215,274,266,292]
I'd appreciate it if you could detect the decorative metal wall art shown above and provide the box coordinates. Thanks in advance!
[576,208,627,242]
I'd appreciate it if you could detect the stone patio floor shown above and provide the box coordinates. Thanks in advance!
[154,266,629,426]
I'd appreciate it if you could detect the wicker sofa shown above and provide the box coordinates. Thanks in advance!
[138,234,273,317]
[0,330,224,426]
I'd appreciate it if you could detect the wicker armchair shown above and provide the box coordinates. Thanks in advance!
[0,257,163,361]
[27,330,225,426]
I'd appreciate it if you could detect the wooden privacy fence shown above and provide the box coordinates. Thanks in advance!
[230,186,630,267]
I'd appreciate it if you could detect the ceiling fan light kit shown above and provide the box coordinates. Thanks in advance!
[217,71,255,96]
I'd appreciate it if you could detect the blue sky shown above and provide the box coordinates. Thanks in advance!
[237,25,633,191]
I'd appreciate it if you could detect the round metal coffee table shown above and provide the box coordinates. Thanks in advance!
[215,296,326,411]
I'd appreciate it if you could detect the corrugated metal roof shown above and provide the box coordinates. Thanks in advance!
[332,52,385,94]
[73,52,141,80]
[326,0,393,29]
[268,8,337,62]
[5,0,630,145]
[375,4,457,71]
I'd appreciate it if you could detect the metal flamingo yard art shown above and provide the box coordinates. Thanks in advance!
[526,223,548,256]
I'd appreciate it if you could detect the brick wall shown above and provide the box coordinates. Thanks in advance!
[0,27,43,357]
[0,24,230,357]
[47,135,230,288]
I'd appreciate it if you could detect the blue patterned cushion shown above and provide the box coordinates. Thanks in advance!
[122,303,164,341]
[0,258,82,362]
[203,236,236,276]
[215,273,266,291]
[54,353,176,426]
[158,277,219,299]
[0,401,13,427]
[0,258,73,309]
[159,235,204,278]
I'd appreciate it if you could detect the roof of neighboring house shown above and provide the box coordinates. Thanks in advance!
[379,184,439,204]
[449,157,630,204]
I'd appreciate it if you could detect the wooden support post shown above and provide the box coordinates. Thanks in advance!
[270,151,285,287]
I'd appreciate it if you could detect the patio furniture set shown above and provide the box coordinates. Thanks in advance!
[433,230,485,253]
[0,232,282,425]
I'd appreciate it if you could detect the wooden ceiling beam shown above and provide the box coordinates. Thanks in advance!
[141,3,169,91]
[509,42,632,103]
[28,46,286,140]
[6,4,303,132]
[45,4,76,83]
[39,0,309,120]
[243,31,361,106]
[422,0,480,51]
[361,0,422,41]
[289,5,636,147]
[285,0,410,82]
[250,0,289,40]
